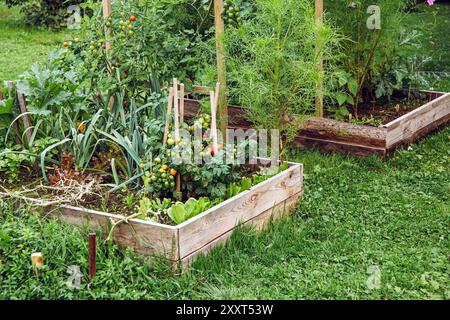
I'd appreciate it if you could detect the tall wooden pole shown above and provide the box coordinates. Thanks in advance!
[315,0,324,117]
[102,0,112,50]
[214,0,228,142]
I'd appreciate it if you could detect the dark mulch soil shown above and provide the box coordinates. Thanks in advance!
[328,91,434,126]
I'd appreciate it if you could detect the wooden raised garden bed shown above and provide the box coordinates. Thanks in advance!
[45,160,303,267]
[184,91,450,158]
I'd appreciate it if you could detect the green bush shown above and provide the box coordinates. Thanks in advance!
[4,0,86,29]
[326,0,423,117]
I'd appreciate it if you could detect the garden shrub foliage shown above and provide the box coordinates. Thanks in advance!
[326,0,432,118]
[4,0,85,29]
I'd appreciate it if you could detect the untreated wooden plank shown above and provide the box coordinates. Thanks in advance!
[385,93,450,148]
[300,117,387,149]
[292,135,387,158]
[55,206,179,261]
[387,113,450,153]
[180,192,302,267]
[177,163,303,259]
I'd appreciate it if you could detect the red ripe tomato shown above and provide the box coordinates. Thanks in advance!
[202,133,207,139]
[129,16,136,22]
[210,148,215,156]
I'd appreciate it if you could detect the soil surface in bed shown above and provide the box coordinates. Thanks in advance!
[0,164,262,226]
[327,95,431,127]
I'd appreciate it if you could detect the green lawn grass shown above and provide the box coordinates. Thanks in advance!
[0,3,70,82]
[1,127,449,299]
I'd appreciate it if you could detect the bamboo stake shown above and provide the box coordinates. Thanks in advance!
[214,0,228,142]
[163,88,174,145]
[173,79,180,141]
[315,0,324,117]
[88,233,96,280]
[210,91,218,153]
[6,81,21,144]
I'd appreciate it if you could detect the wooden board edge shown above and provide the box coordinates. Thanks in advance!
[180,191,303,268]
[386,113,450,153]
[383,93,450,129]
[50,205,179,261]
[293,135,387,158]
[177,164,302,258]
[176,162,302,229]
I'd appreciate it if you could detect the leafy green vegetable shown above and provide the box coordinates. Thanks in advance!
[167,197,217,225]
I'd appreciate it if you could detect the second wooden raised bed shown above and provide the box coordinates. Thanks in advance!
[184,91,450,158]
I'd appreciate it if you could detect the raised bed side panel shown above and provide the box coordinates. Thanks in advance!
[55,206,179,261]
[385,93,450,149]
[177,163,303,260]
[293,117,388,157]
[180,191,302,267]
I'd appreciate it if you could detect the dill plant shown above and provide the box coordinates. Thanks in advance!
[225,0,341,155]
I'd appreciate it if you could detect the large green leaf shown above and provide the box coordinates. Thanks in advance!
[167,204,186,225]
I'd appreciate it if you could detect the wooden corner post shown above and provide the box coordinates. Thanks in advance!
[214,0,228,142]
[315,0,324,117]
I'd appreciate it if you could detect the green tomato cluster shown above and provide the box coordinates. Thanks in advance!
[223,1,242,27]
[188,113,211,134]
[142,159,177,193]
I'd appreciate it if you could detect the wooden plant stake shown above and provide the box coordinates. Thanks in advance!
[31,252,44,274]
[102,0,112,50]
[179,83,185,123]
[214,82,220,116]
[173,79,180,141]
[88,233,97,280]
[210,90,219,154]
[17,91,33,144]
[315,0,324,117]
[214,0,228,141]
[163,88,174,145]
[5,81,21,144]
[177,83,185,194]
